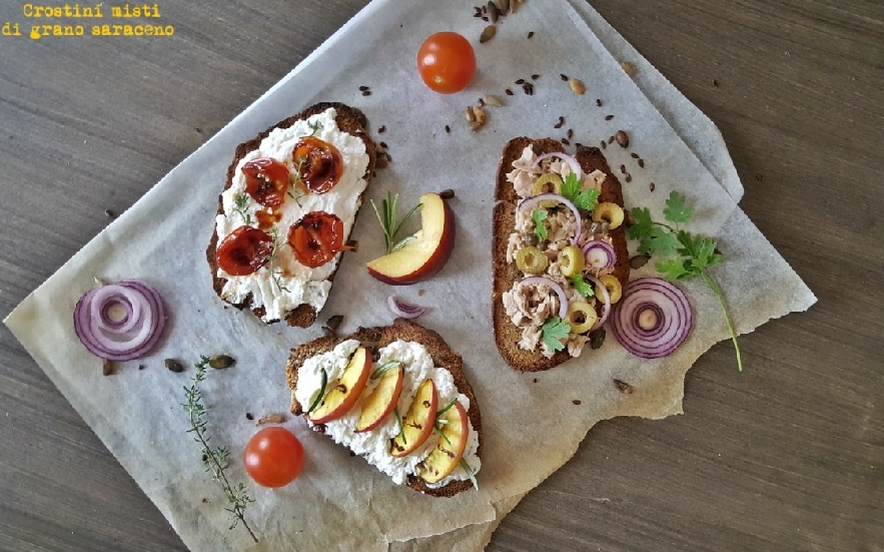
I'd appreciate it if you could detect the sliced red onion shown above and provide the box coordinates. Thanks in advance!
[581,240,617,271]
[520,276,569,320]
[531,151,583,181]
[517,193,582,244]
[585,275,611,331]
[387,296,426,319]
[610,278,693,359]
[73,279,167,361]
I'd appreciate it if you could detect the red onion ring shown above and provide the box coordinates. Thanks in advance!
[73,279,167,361]
[581,240,617,271]
[387,296,426,319]
[517,193,582,244]
[610,278,693,359]
[520,276,569,320]
[531,151,583,181]
[585,275,611,331]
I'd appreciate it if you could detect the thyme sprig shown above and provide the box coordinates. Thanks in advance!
[264,228,290,293]
[233,193,252,226]
[370,191,422,254]
[182,357,258,543]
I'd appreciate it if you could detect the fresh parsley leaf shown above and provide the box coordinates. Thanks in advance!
[571,274,595,298]
[561,172,600,211]
[663,191,693,224]
[541,316,571,352]
[532,208,549,241]
[655,258,692,281]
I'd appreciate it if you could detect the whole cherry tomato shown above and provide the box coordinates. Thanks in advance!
[417,31,476,94]
[243,426,305,488]
[216,226,273,276]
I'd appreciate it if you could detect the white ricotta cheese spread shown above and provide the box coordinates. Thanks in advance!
[214,107,370,322]
[294,339,481,488]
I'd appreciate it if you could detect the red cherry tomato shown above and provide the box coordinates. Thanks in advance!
[216,226,273,276]
[241,157,291,208]
[243,427,305,488]
[417,31,476,94]
[292,136,343,194]
[288,211,346,268]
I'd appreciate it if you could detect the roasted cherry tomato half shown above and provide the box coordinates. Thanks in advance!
[241,157,291,208]
[292,136,343,194]
[417,31,476,94]
[243,426,305,488]
[288,211,346,268]
[216,226,273,276]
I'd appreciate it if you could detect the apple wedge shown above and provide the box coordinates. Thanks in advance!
[308,346,371,424]
[390,378,438,457]
[367,192,455,285]
[415,399,469,484]
[354,362,405,433]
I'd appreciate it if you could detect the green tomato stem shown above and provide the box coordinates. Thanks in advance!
[701,270,743,372]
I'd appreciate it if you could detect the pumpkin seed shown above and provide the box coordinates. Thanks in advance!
[479,24,497,43]
[164,358,184,373]
[569,77,585,95]
[483,94,503,107]
[629,254,650,269]
[615,130,630,148]
[208,355,236,369]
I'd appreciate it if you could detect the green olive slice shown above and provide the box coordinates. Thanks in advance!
[515,246,549,275]
[559,245,585,277]
[566,301,598,334]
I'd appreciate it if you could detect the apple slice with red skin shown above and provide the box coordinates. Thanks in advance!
[354,363,405,433]
[415,400,469,483]
[390,379,438,457]
[309,346,371,424]
[367,192,456,285]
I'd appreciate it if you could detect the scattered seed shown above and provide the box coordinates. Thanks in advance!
[614,379,634,394]
[487,0,500,22]
[246,412,254,421]
[596,98,602,107]
[522,82,535,95]
[638,158,645,168]
[104,209,116,219]
[385,152,392,162]
[560,73,569,81]
[554,116,564,129]
[378,125,386,133]
[619,164,627,174]
[361,89,371,96]
[650,182,656,192]
[380,141,388,149]
[504,87,514,96]
[562,138,570,145]
[533,378,538,383]
[479,24,497,43]
[619,61,636,76]
[630,152,640,159]
[262,413,286,425]
[358,85,370,91]
[572,399,582,405]
[713,79,719,87]
[567,128,573,139]
[483,94,503,107]
[615,129,630,148]
[325,314,343,332]
[605,114,614,121]
[444,124,451,134]
[600,140,607,149]
[208,355,236,370]
[102,359,114,376]
[569,77,586,95]
[625,174,632,183]
[590,329,606,349]
[473,12,482,17]
[515,78,525,85]
[531,73,540,80]
[527,31,534,39]
[165,358,185,373]
[629,254,651,269]
[439,189,456,200]
[608,135,616,144]
[138,364,145,370]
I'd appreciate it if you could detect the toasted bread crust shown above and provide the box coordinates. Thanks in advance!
[207,102,378,327]
[492,137,630,372]
[285,318,482,498]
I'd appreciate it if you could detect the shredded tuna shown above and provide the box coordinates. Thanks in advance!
[502,281,558,328]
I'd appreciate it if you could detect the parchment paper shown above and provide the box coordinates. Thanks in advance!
[4,0,816,550]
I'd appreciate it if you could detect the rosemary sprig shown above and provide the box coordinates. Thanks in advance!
[182,357,258,543]
[370,361,401,380]
[393,406,407,445]
[370,191,422,254]
[460,459,479,490]
[306,368,328,413]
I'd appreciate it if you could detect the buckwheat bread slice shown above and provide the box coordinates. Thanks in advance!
[492,137,630,372]
[285,318,482,497]
[207,102,378,327]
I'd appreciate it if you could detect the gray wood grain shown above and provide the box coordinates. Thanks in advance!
[1,0,881,551]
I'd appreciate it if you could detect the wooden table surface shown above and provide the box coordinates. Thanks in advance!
[1,0,882,550]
